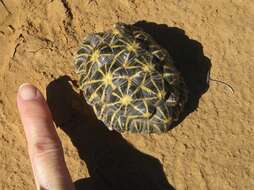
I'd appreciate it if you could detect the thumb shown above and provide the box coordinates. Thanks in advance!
[17,83,75,190]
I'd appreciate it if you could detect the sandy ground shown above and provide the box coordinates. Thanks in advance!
[0,0,253,189]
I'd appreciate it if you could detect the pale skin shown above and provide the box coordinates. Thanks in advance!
[17,83,75,190]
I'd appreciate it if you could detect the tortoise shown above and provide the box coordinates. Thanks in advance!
[74,23,188,133]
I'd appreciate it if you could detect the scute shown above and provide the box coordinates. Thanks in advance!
[74,23,188,133]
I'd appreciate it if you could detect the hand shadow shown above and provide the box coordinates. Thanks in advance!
[134,21,211,127]
[46,75,175,190]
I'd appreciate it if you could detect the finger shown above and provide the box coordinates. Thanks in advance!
[17,83,75,190]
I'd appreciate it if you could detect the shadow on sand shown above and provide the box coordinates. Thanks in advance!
[46,21,211,190]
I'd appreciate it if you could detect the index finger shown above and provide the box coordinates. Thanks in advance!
[17,83,75,190]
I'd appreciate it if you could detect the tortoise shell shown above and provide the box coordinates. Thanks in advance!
[74,23,188,133]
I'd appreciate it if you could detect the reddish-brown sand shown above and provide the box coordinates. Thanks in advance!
[0,0,253,189]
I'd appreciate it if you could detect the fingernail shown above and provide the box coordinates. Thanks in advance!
[19,83,38,100]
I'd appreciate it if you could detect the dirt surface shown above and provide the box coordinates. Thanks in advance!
[0,0,253,189]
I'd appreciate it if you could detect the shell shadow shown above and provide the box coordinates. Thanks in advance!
[46,75,175,190]
[134,21,211,127]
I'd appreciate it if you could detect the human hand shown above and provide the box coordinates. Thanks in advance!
[17,84,75,190]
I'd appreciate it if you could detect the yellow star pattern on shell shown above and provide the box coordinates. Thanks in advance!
[74,23,188,133]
